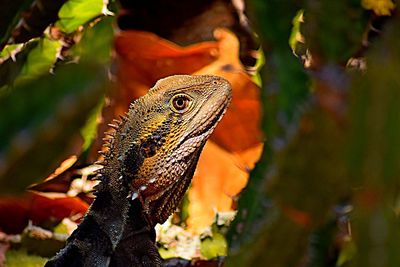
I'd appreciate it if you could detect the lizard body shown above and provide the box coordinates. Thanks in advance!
[45,75,232,267]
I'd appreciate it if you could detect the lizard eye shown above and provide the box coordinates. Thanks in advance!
[170,94,192,113]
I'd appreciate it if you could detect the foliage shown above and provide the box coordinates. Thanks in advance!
[362,0,395,15]
[0,0,112,193]
[0,0,399,266]
[348,18,400,267]
[5,250,47,267]
[56,0,105,33]
[227,0,399,267]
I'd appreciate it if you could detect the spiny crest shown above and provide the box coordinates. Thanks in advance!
[96,110,130,163]
[129,97,145,110]
[106,114,125,131]
[92,177,106,195]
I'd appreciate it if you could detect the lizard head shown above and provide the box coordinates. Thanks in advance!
[116,75,232,225]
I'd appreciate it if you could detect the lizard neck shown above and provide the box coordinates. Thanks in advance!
[45,143,159,267]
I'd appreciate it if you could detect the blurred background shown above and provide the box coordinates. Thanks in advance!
[0,0,399,266]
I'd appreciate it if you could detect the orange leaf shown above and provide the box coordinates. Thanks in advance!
[187,29,263,231]
[232,143,264,172]
[188,141,249,232]
[194,28,263,153]
[29,192,88,226]
[0,192,88,234]
[0,196,30,234]
[28,155,78,193]
[114,30,219,107]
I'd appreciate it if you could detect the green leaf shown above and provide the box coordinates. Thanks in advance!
[80,99,104,151]
[0,37,60,90]
[289,9,305,55]
[337,239,356,267]
[53,221,70,235]
[5,250,47,267]
[0,44,23,59]
[17,38,61,84]
[71,16,114,64]
[0,62,107,193]
[0,41,38,89]
[56,0,105,33]
[250,48,265,87]
[158,248,176,259]
[200,233,227,260]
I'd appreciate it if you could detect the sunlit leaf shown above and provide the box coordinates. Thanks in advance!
[337,239,356,266]
[0,44,23,60]
[188,141,249,231]
[200,233,227,260]
[17,38,61,84]
[361,0,395,16]
[5,250,47,267]
[289,10,304,55]
[56,0,105,33]
[80,100,104,152]
[194,28,263,153]
[71,16,114,65]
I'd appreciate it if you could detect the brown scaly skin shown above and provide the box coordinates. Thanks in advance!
[45,75,232,267]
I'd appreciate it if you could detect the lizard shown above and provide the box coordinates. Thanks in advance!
[45,74,232,267]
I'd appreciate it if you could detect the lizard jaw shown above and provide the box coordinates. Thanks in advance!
[180,94,231,147]
[188,101,228,140]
